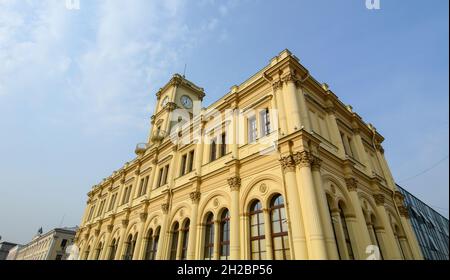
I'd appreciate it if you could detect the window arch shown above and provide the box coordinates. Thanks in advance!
[84,245,91,260]
[270,194,290,260]
[169,222,180,260]
[180,219,190,260]
[339,201,355,260]
[144,227,160,260]
[108,238,118,260]
[203,212,215,260]
[368,214,384,260]
[393,224,406,259]
[219,209,230,260]
[249,200,266,260]
[94,242,103,260]
[124,234,136,260]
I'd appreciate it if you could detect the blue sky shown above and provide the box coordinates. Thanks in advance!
[0,0,448,244]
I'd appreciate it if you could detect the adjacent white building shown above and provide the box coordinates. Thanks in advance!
[16,227,78,260]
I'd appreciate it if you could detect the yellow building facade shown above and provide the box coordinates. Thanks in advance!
[74,49,423,260]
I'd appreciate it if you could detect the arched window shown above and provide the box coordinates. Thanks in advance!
[94,242,103,260]
[169,222,180,260]
[144,227,160,260]
[108,238,118,260]
[219,209,230,260]
[270,194,290,260]
[203,213,214,260]
[180,219,190,260]
[124,234,136,260]
[369,214,384,260]
[339,202,355,260]
[326,194,342,260]
[249,200,266,260]
[393,225,405,259]
[84,246,91,260]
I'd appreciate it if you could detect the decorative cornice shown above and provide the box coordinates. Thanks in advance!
[293,151,311,168]
[161,203,170,214]
[345,177,358,192]
[373,193,385,206]
[279,155,296,172]
[398,206,410,218]
[227,176,241,191]
[190,191,201,204]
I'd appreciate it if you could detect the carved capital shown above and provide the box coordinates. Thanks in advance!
[282,73,298,85]
[121,219,129,227]
[310,155,322,171]
[375,143,385,154]
[325,106,336,114]
[190,191,201,204]
[293,151,311,168]
[161,203,169,214]
[373,193,385,206]
[398,206,410,218]
[94,229,100,237]
[166,102,177,112]
[227,176,241,191]
[272,80,283,91]
[279,155,296,172]
[345,177,358,192]
[107,225,114,233]
[140,213,148,222]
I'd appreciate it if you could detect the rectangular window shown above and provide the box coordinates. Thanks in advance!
[87,205,95,221]
[141,176,149,196]
[162,165,169,185]
[248,116,257,143]
[108,193,117,211]
[187,150,195,173]
[97,200,105,217]
[210,138,217,162]
[220,133,226,157]
[180,154,187,176]
[157,168,164,188]
[260,108,271,137]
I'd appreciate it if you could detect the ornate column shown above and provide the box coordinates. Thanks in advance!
[324,105,346,158]
[228,176,241,260]
[344,177,372,259]
[187,191,200,260]
[282,73,302,133]
[156,203,169,260]
[293,151,327,260]
[351,124,372,174]
[131,163,142,200]
[195,121,205,176]
[99,224,114,260]
[279,155,308,259]
[273,81,288,135]
[395,192,423,260]
[375,144,397,191]
[132,213,148,260]
[310,155,339,259]
[114,219,129,260]
[294,79,312,132]
[372,193,402,259]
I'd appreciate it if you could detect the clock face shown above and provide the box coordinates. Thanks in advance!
[161,96,169,107]
[180,95,193,109]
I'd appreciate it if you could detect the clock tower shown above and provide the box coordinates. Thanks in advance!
[148,74,205,144]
